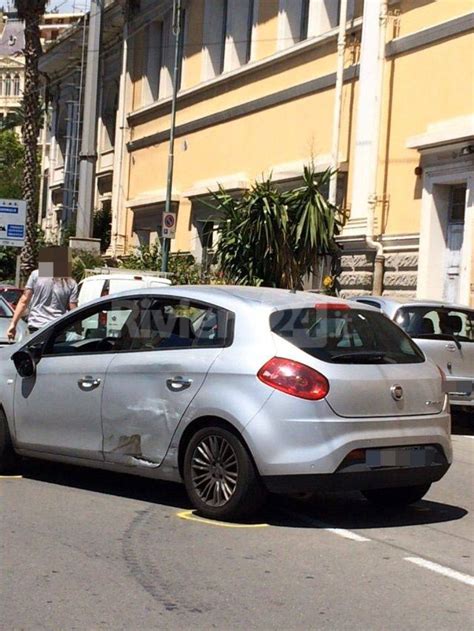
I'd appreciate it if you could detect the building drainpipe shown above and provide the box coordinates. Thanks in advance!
[328,0,348,207]
[365,0,388,296]
[107,18,128,257]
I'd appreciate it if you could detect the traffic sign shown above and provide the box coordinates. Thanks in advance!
[162,212,177,238]
[0,198,26,247]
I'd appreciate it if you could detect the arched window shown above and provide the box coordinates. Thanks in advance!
[5,74,11,96]
[13,74,20,96]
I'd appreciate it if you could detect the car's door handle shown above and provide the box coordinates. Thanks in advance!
[78,376,101,391]
[445,343,457,352]
[166,376,193,391]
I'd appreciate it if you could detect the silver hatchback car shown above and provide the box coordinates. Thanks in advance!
[0,286,451,520]
[353,297,474,410]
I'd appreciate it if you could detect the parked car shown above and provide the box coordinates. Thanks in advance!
[0,296,27,347]
[0,285,23,310]
[77,268,172,306]
[0,287,451,520]
[353,297,473,410]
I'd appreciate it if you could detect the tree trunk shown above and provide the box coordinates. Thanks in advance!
[19,7,44,280]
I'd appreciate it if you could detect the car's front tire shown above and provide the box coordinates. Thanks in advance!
[183,426,266,521]
[0,408,19,474]
[362,483,431,508]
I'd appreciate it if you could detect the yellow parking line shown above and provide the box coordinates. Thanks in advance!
[176,510,268,528]
[0,475,23,479]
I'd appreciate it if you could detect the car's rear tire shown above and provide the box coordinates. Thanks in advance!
[362,483,431,508]
[0,409,19,474]
[183,426,266,521]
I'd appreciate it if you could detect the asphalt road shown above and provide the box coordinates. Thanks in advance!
[2,411,473,631]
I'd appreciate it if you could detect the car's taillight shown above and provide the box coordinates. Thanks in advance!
[257,357,329,400]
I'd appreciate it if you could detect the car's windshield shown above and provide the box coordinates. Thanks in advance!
[270,306,425,364]
[394,306,474,343]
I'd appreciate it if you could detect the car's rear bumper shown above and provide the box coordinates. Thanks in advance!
[244,394,452,477]
[263,463,450,494]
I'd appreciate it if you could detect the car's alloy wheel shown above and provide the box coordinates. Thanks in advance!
[191,434,239,507]
[183,426,266,520]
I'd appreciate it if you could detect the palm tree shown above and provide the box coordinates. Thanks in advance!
[210,166,346,290]
[14,0,47,279]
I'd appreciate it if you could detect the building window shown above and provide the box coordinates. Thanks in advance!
[202,0,228,80]
[223,0,255,72]
[143,20,163,105]
[278,0,344,50]
[300,0,310,40]
[159,11,174,98]
[102,81,119,151]
[4,74,11,96]
[0,76,3,96]
[13,74,20,96]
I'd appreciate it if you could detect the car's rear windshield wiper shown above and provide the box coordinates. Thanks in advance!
[330,350,388,363]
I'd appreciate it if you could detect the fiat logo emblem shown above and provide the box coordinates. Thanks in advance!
[391,385,404,401]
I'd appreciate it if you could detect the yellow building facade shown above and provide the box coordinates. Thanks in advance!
[109,0,474,306]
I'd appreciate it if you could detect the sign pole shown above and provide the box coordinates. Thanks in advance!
[161,0,183,273]
[15,254,21,287]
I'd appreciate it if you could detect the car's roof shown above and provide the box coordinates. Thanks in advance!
[102,284,374,312]
[354,295,473,312]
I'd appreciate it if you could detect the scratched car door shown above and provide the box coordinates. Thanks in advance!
[101,297,230,468]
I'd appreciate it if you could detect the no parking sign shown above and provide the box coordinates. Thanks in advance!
[162,212,176,238]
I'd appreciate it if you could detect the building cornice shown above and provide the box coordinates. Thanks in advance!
[385,11,474,58]
[127,17,363,126]
[127,64,359,153]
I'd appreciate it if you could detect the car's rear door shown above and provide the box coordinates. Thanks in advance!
[101,296,232,467]
[395,306,474,403]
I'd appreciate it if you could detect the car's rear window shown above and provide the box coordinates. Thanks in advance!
[1,288,22,304]
[394,306,474,343]
[270,306,425,364]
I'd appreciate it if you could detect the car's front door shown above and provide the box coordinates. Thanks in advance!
[13,297,144,459]
[101,297,231,467]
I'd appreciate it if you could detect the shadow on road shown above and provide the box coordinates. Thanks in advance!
[451,409,473,436]
[21,459,192,510]
[265,491,468,531]
[21,459,468,531]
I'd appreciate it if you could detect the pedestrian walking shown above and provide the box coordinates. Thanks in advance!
[7,246,78,341]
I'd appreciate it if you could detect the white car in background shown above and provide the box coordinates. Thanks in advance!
[78,268,172,306]
[353,297,474,410]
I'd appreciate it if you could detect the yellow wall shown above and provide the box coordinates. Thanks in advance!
[396,0,473,37]
[380,31,474,235]
[124,0,474,256]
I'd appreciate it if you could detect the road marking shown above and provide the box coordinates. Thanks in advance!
[405,557,474,587]
[0,475,22,479]
[176,510,269,528]
[280,509,371,541]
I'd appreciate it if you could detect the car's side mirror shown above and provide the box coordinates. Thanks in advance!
[12,350,36,378]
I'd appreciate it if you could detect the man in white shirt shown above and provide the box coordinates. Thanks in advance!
[7,246,78,341]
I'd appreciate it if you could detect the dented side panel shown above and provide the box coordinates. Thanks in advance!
[101,348,222,467]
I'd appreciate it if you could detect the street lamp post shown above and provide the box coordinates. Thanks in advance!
[161,0,183,273]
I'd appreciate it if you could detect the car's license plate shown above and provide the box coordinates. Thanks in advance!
[366,446,427,467]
